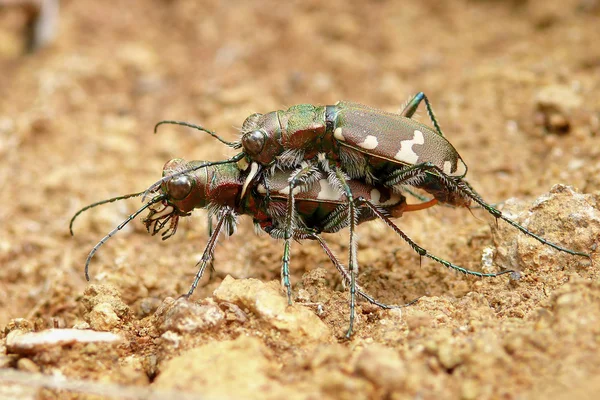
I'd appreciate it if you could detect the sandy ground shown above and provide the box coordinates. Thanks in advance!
[1,0,600,399]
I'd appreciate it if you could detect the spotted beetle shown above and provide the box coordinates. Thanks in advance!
[71,158,513,337]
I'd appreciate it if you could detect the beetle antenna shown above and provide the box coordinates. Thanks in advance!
[70,191,146,236]
[154,120,242,149]
[142,153,245,201]
[84,194,167,281]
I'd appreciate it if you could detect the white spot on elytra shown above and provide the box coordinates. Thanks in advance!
[317,180,343,201]
[277,185,303,196]
[443,161,453,175]
[257,184,267,194]
[334,127,345,142]
[442,158,466,176]
[393,130,424,164]
[357,135,378,150]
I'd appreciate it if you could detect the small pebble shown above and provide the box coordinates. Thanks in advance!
[213,276,331,342]
[16,358,40,373]
[155,298,225,334]
[88,303,121,331]
[354,344,406,391]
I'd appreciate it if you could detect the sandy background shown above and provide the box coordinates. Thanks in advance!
[1,0,600,398]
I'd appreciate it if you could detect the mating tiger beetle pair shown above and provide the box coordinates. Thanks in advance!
[71,93,591,338]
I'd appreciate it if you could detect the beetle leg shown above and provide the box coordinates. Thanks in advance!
[326,166,360,338]
[356,198,516,278]
[453,179,591,260]
[401,186,499,211]
[308,232,420,309]
[400,93,422,118]
[265,226,419,316]
[206,214,217,280]
[319,158,361,337]
[386,163,590,259]
[281,161,322,305]
[400,186,434,203]
[321,203,350,232]
[187,208,235,297]
[400,92,445,138]
[384,162,439,190]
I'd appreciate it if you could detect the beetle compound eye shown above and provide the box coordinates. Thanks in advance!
[167,175,193,200]
[242,130,266,156]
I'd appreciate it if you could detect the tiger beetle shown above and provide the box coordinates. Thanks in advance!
[147,94,591,302]
[71,158,515,337]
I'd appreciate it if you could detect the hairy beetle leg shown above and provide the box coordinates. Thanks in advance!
[312,233,420,310]
[281,163,323,305]
[357,198,515,278]
[400,92,445,140]
[187,209,234,297]
[330,167,360,338]
[386,163,591,260]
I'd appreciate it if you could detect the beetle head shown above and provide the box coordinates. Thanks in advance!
[144,158,243,239]
[240,111,284,165]
[143,158,209,239]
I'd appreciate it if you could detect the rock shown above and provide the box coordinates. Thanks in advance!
[137,297,163,318]
[213,276,332,342]
[492,185,598,273]
[160,331,182,348]
[219,301,248,323]
[154,297,225,334]
[72,321,91,330]
[153,336,287,399]
[0,374,37,400]
[80,284,131,319]
[16,358,39,373]
[437,341,463,370]
[80,285,132,330]
[534,84,583,134]
[88,303,121,331]
[354,344,407,391]
[0,354,16,369]
[536,86,582,113]
[4,318,34,334]
[6,329,123,355]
